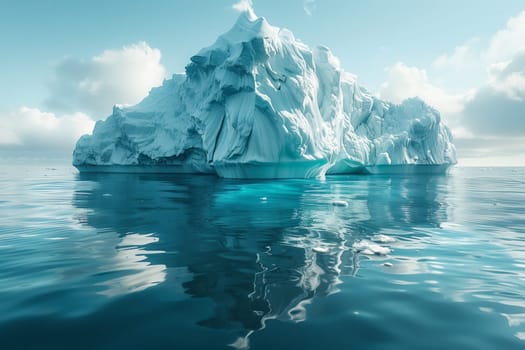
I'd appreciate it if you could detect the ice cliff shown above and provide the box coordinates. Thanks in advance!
[73,11,457,178]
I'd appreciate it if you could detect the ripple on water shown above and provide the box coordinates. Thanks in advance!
[0,164,524,349]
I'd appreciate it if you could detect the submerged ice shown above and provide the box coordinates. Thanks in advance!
[73,11,457,178]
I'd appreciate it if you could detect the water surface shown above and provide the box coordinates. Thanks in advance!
[0,162,524,349]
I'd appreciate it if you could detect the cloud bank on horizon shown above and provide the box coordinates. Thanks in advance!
[0,1,523,165]
[45,42,166,118]
[0,42,166,156]
[0,107,94,154]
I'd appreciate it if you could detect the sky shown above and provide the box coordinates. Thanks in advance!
[0,0,524,166]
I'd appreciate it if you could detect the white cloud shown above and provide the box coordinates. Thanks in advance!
[433,37,481,71]
[45,42,166,119]
[463,87,525,136]
[379,62,472,142]
[462,53,525,137]
[486,10,525,63]
[379,62,466,118]
[0,107,95,154]
[449,48,525,139]
[432,10,525,81]
[487,51,525,101]
[303,0,317,16]
[429,10,525,95]
[1,42,166,156]
[232,0,256,18]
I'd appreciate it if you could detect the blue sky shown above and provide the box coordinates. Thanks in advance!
[1,0,524,165]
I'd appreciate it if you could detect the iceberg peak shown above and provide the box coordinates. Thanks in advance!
[210,11,279,51]
[73,13,456,178]
[231,11,275,37]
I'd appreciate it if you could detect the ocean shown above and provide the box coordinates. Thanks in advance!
[0,161,524,349]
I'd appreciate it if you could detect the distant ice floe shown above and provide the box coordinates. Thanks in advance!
[353,240,391,256]
[332,200,349,207]
[371,234,396,243]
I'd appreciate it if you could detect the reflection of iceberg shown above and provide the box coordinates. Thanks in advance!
[72,171,449,348]
[96,233,166,297]
[201,180,402,348]
[73,174,185,298]
[198,234,350,350]
[364,175,449,229]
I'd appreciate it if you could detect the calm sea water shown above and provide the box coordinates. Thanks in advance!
[0,161,524,350]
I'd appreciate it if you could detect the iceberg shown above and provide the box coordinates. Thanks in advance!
[73,11,456,178]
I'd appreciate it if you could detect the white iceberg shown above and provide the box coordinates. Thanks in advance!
[73,11,456,178]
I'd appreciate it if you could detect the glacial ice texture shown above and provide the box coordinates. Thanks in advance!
[73,12,456,178]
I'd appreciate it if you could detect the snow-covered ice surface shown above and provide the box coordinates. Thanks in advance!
[73,11,456,178]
